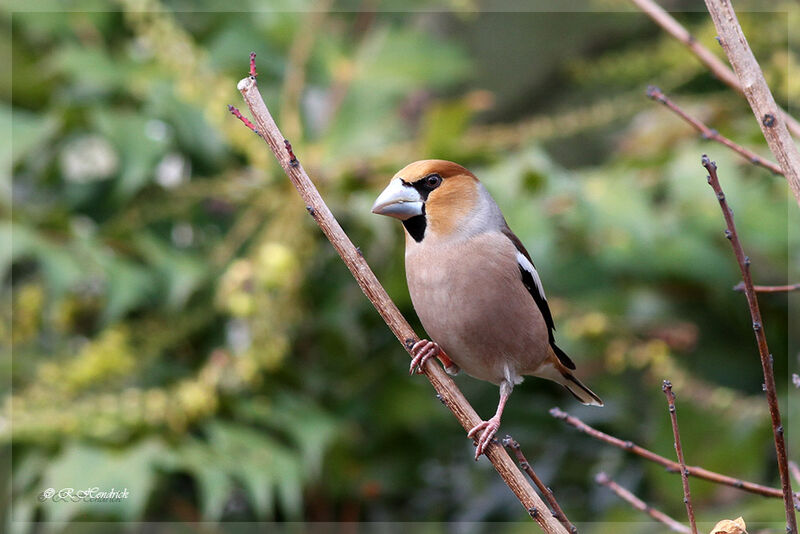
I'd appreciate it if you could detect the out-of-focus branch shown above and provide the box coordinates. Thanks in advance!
[630,0,800,140]
[790,462,800,488]
[701,155,797,533]
[662,380,698,534]
[595,472,691,534]
[704,0,800,208]
[279,3,332,142]
[502,436,577,533]
[646,86,781,176]
[550,407,792,501]
[233,55,568,534]
[733,282,800,294]
[324,3,376,133]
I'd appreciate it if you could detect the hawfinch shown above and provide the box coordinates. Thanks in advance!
[372,160,602,459]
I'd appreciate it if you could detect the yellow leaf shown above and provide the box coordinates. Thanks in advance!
[710,517,747,534]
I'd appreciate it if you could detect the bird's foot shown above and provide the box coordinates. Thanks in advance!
[409,339,440,375]
[467,416,501,460]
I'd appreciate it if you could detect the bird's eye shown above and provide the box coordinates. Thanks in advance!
[423,174,442,189]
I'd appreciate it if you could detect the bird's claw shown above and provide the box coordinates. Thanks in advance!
[468,416,501,460]
[409,339,440,375]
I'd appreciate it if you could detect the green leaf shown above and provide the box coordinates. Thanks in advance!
[90,109,170,200]
[133,234,208,311]
[40,440,165,522]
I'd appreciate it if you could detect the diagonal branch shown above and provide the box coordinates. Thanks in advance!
[550,407,798,504]
[703,0,800,208]
[233,55,567,534]
[503,436,577,533]
[595,472,691,533]
[630,0,800,140]
[228,104,260,136]
[733,282,800,294]
[646,86,782,176]
[701,155,797,534]
[662,380,698,534]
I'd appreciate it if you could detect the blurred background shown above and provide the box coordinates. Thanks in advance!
[4,1,800,532]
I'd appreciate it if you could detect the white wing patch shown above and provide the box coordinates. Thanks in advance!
[516,251,547,301]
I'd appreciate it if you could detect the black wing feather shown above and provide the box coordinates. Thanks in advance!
[504,227,576,370]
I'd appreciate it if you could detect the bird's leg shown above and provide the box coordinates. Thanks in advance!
[409,339,441,375]
[436,350,460,376]
[467,380,512,460]
[409,339,460,376]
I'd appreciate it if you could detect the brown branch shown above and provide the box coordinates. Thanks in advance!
[502,436,577,533]
[662,380,698,534]
[550,407,789,500]
[646,86,782,176]
[233,55,568,534]
[701,155,797,533]
[733,282,800,294]
[704,0,800,208]
[630,0,800,141]
[595,472,692,533]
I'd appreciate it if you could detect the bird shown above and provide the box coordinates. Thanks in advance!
[371,159,603,459]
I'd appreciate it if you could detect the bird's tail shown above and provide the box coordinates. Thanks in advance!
[559,372,603,406]
[535,348,604,407]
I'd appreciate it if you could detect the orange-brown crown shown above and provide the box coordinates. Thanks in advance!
[393,160,480,238]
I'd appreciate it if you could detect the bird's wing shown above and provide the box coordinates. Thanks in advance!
[501,226,577,370]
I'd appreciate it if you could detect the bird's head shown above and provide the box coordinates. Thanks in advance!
[371,159,482,242]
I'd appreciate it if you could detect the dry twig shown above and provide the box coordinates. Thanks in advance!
[630,0,800,140]
[502,436,577,533]
[595,472,691,533]
[733,282,800,294]
[228,104,260,136]
[646,86,781,176]
[550,407,790,501]
[233,53,567,534]
[704,0,800,208]
[662,380,698,534]
[701,155,797,533]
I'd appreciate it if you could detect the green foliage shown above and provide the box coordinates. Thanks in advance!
[5,3,797,530]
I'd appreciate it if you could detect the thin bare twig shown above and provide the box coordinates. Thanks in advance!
[228,104,260,136]
[646,86,782,176]
[702,155,797,533]
[662,380,698,534]
[502,436,577,533]
[550,407,788,500]
[233,54,567,534]
[630,0,800,141]
[704,0,800,209]
[595,472,691,533]
[249,51,257,78]
[733,282,800,294]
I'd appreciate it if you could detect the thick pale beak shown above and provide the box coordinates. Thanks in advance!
[371,178,424,220]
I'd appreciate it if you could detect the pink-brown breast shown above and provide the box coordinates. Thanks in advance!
[405,231,550,385]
